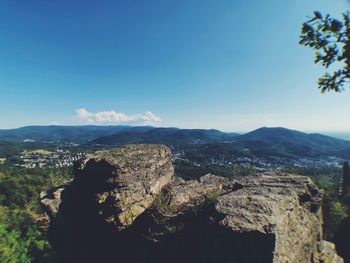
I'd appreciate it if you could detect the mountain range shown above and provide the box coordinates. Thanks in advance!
[0,125,153,143]
[1,125,350,159]
[236,127,350,158]
[90,127,239,146]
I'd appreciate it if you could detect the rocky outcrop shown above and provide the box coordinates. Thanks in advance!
[166,174,230,210]
[41,145,343,263]
[319,241,344,263]
[214,174,339,263]
[40,185,66,217]
[42,144,173,228]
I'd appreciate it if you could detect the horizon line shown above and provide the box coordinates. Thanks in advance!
[0,124,350,134]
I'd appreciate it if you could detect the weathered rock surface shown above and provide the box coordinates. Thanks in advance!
[166,174,229,210]
[41,145,343,263]
[42,144,173,228]
[319,241,344,263]
[216,174,326,263]
[40,185,66,217]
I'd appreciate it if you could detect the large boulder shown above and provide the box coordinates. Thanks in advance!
[215,174,325,263]
[41,144,173,228]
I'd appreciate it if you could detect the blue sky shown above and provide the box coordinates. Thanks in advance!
[1,0,350,131]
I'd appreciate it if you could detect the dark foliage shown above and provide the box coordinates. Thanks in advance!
[174,159,256,181]
[0,165,72,262]
[300,11,350,92]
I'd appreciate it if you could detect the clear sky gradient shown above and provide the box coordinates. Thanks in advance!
[1,0,350,131]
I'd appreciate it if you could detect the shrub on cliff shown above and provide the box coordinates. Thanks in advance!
[0,165,71,262]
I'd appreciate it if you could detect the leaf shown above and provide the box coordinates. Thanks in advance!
[314,11,323,19]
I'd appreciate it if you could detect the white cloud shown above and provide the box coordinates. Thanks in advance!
[75,108,161,125]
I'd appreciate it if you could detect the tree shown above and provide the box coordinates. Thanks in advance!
[300,11,350,92]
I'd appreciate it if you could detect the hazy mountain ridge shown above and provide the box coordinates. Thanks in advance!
[91,128,238,146]
[92,126,350,159]
[236,127,350,158]
[0,125,154,143]
[1,125,350,159]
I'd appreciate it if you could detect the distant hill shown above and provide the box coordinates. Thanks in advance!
[235,127,350,158]
[91,126,350,158]
[1,125,350,159]
[0,125,239,146]
[0,125,153,143]
[323,132,350,141]
[91,128,238,146]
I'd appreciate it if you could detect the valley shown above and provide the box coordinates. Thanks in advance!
[0,125,349,262]
[1,126,348,172]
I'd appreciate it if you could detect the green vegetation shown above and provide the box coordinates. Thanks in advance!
[0,165,72,262]
[0,141,56,159]
[149,190,185,235]
[0,137,347,261]
[231,164,256,177]
[300,11,350,92]
[313,172,348,240]
[152,190,175,215]
[205,191,220,206]
[174,160,256,181]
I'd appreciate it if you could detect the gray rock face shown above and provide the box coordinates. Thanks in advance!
[40,186,66,217]
[161,173,342,263]
[42,144,173,228]
[167,174,229,210]
[215,174,327,263]
[41,145,343,263]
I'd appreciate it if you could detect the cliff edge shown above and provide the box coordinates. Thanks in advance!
[41,144,343,263]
